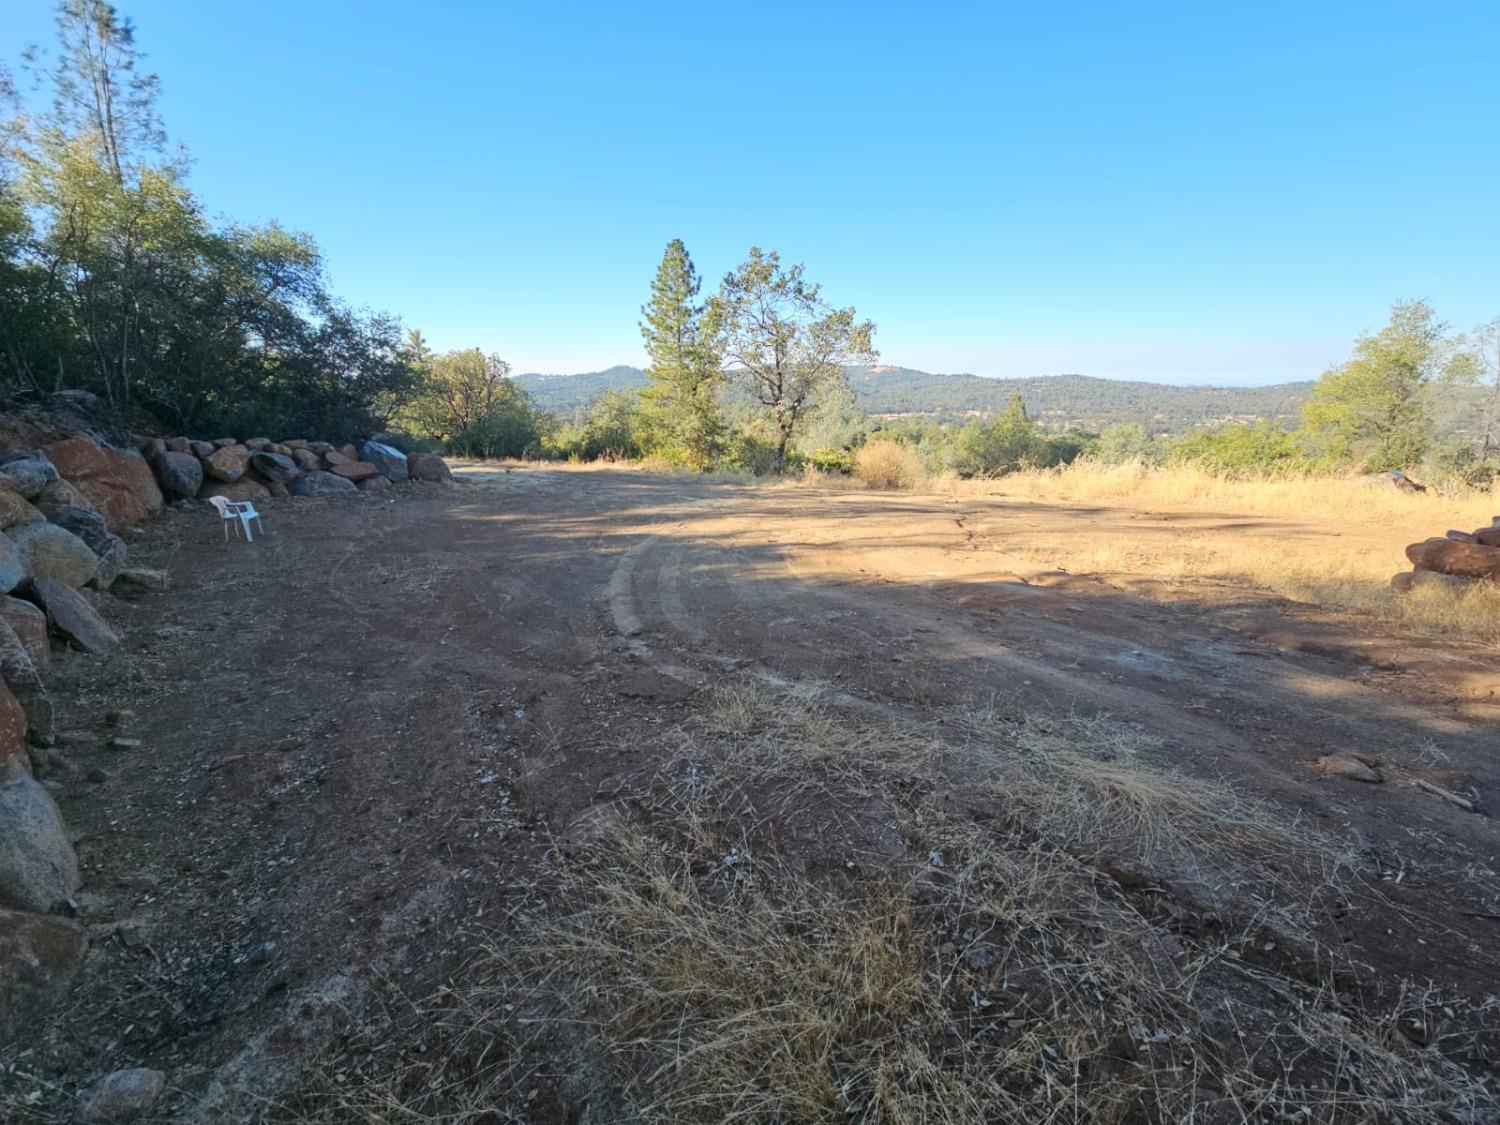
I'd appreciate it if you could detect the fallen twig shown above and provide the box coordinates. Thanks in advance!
[1413,779,1476,812]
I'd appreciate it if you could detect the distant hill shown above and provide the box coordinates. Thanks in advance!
[513,364,1315,432]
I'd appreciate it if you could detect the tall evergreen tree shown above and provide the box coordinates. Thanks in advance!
[638,239,723,468]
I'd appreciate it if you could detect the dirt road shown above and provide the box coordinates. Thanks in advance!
[14,465,1499,1119]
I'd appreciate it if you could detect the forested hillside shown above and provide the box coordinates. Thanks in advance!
[514,364,1312,431]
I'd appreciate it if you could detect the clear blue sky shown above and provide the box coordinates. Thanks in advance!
[8,1,1499,384]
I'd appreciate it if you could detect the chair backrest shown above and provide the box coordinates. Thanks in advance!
[207,496,232,516]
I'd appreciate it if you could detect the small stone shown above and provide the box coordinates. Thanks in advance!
[114,568,168,593]
[104,709,134,730]
[86,766,110,783]
[77,1067,166,1122]
[1317,754,1382,783]
[356,475,391,494]
[107,737,142,752]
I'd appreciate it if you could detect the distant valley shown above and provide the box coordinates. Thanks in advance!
[513,364,1314,432]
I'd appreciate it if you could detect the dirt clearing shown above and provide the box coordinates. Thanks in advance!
[5,464,1498,1122]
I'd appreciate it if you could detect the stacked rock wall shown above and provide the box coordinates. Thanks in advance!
[0,419,453,1049]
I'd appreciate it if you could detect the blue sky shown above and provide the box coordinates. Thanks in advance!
[8,1,1498,384]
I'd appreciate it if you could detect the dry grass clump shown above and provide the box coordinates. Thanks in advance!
[853,441,926,490]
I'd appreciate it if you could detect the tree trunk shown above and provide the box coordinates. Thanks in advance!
[1405,537,1500,579]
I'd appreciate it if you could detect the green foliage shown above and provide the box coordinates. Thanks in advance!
[807,447,854,474]
[1094,423,1166,464]
[1167,421,1310,477]
[638,240,723,467]
[1297,301,1445,470]
[711,247,876,473]
[0,1,420,437]
[949,392,1045,476]
[398,348,548,458]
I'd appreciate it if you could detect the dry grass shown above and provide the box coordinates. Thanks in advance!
[982,459,1499,529]
[272,685,1497,1125]
[852,442,926,490]
[500,680,1490,1125]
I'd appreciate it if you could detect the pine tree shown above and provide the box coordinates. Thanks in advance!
[639,239,723,468]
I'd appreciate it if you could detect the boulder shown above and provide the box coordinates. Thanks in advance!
[89,533,128,590]
[329,460,379,482]
[1405,538,1500,581]
[11,522,99,589]
[249,451,299,484]
[0,597,49,671]
[338,443,358,460]
[163,436,192,454]
[266,443,292,456]
[189,440,215,459]
[289,471,357,497]
[153,451,204,499]
[0,625,50,742]
[407,453,453,482]
[359,441,409,481]
[0,534,24,595]
[200,479,270,503]
[211,437,238,448]
[292,448,321,472]
[357,475,391,494]
[0,907,87,1045]
[1475,526,1500,548]
[266,481,290,499]
[77,1068,167,1122]
[281,439,308,450]
[322,449,353,467]
[0,773,79,911]
[33,477,94,519]
[42,437,162,529]
[0,490,44,532]
[0,677,28,778]
[243,437,272,452]
[23,577,121,654]
[202,445,250,483]
[0,453,59,500]
[141,438,166,461]
[306,441,334,455]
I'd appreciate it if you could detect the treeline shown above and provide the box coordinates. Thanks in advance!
[0,2,421,439]
[400,284,1500,488]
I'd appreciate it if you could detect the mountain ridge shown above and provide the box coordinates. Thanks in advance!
[512,364,1314,431]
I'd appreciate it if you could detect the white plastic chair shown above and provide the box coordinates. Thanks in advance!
[207,495,264,541]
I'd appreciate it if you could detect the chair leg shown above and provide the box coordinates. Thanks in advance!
[223,519,229,542]
[241,515,253,543]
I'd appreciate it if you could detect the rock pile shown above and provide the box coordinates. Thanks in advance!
[0,420,454,1054]
[141,435,452,504]
[1393,518,1500,592]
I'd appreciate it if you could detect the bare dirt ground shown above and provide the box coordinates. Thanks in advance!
[6,464,1498,1121]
